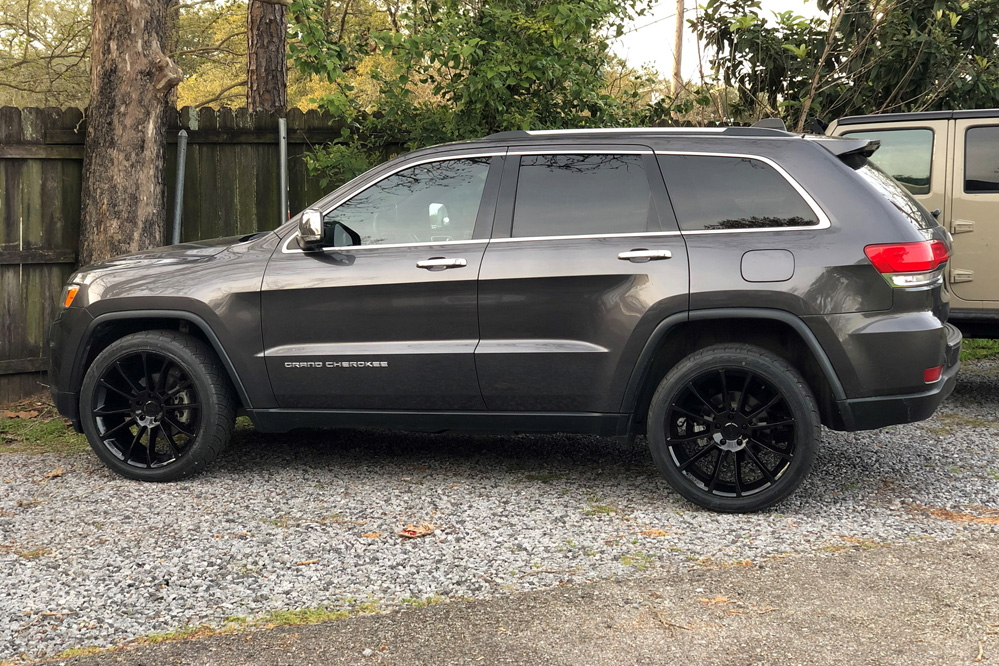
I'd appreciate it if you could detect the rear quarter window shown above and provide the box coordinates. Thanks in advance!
[656,155,819,231]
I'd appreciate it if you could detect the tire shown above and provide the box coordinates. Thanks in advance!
[79,330,236,481]
[646,344,819,513]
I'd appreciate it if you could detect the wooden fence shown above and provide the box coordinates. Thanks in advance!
[0,105,351,404]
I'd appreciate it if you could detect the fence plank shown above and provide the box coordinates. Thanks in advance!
[0,358,47,375]
[0,249,75,265]
[0,145,84,159]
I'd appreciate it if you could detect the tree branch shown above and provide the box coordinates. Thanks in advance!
[194,78,248,108]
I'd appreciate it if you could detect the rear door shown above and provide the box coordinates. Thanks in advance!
[949,120,999,303]
[475,146,689,413]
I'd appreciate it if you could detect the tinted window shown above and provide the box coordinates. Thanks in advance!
[657,156,819,231]
[512,154,655,237]
[324,158,489,245]
[965,126,999,192]
[842,129,933,195]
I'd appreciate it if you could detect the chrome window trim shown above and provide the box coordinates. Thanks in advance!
[282,236,486,254]
[490,230,681,244]
[281,151,504,254]
[509,149,652,156]
[655,150,832,234]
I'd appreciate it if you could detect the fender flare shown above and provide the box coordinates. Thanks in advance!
[620,308,847,413]
[75,310,253,409]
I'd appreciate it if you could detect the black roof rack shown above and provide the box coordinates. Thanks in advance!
[836,109,999,126]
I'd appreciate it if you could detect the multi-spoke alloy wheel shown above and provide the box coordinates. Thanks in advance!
[647,344,819,513]
[80,330,235,481]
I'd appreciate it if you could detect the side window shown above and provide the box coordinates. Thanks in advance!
[512,154,655,237]
[842,128,933,195]
[964,126,999,193]
[657,155,819,231]
[324,158,490,246]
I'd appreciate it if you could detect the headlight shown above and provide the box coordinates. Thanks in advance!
[60,284,80,308]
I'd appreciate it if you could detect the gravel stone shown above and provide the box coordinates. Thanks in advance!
[2,359,998,661]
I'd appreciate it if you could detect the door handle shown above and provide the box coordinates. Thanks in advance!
[618,249,672,261]
[416,257,467,270]
[953,219,975,234]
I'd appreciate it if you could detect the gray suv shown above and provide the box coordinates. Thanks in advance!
[48,127,962,512]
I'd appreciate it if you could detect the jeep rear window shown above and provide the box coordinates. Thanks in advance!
[512,154,655,237]
[853,160,937,231]
[841,128,933,195]
[657,155,819,231]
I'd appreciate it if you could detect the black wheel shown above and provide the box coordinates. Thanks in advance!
[80,330,236,481]
[647,344,819,513]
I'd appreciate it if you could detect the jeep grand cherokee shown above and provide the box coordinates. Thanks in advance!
[48,126,962,512]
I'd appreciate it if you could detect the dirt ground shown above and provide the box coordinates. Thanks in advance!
[55,534,999,666]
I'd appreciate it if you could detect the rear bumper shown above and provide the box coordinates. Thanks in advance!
[832,322,961,431]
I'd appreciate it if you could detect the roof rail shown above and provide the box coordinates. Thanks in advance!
[482,126,795,140]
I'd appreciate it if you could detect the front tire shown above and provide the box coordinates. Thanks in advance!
[80,330,236,481]
[647,344,819,513]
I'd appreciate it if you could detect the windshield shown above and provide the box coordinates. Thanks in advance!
[853,159,937,231]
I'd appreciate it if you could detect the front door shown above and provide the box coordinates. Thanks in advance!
[949,120,999,303]
[475,148,690,413]
[261,154,503,410]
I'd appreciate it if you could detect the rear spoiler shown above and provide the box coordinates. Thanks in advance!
[805,135,880,158]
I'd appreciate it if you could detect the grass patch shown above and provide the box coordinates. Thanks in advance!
[400,595,447,608]
[48,603,383,663]
[584,503,617,516]
[960,338,999,362]
[620,551,655,571]
[257,607,357,626]
[923,411,997,437]
[54,646,103,659]
[0,409,89,455]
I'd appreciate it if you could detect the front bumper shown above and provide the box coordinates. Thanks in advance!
[47,307,92,433]
[832,322,962,431]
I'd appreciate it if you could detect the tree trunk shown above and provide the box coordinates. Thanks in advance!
[247,0,288,112]
[79,0,183,266]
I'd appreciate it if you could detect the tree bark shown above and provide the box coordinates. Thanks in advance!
[247,0,288,112]
[79,0,183,266]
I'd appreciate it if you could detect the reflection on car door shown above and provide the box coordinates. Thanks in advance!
[261,154,503,410]
[475,148,689,413]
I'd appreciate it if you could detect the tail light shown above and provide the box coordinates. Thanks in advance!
[864,240,948,287]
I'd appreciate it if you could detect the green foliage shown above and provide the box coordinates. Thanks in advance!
[290,0,678,187]
[697,0,999,129]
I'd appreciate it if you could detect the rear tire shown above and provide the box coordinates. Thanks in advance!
[80,330,236,481]
[646,344,819,513]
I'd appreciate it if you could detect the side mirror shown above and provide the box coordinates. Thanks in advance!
[297,209,324,251]
[931,209,941,219]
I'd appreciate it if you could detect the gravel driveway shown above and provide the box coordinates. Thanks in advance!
[3,360,999,662]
